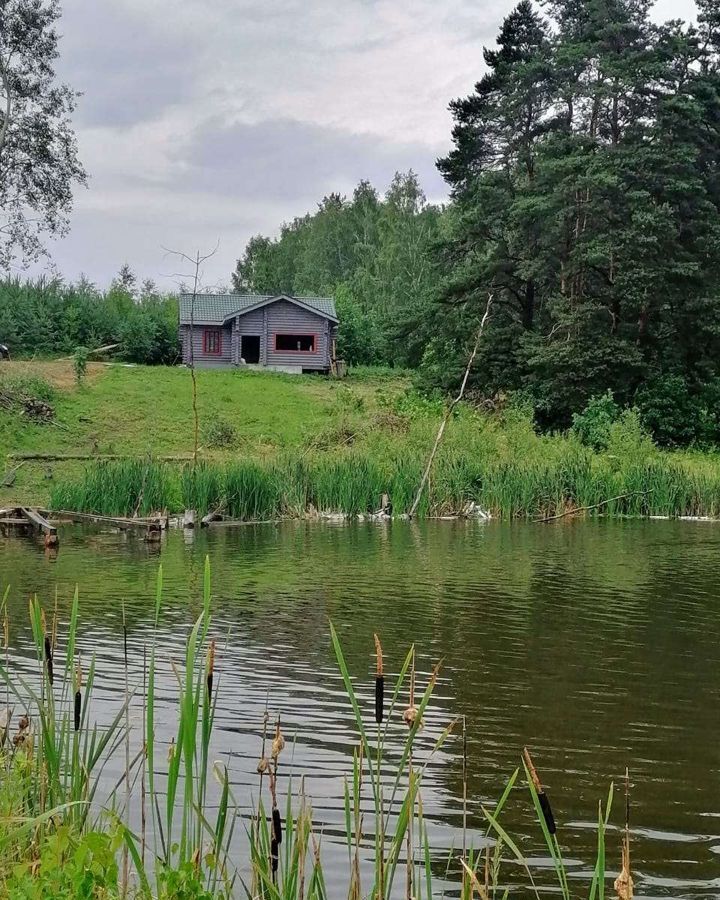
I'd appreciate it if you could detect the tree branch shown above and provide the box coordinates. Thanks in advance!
[409,292,493,519]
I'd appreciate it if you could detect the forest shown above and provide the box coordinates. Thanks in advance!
[230,0,720,444]
[3,0,720,445]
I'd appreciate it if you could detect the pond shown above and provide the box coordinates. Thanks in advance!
[1,519,719,897]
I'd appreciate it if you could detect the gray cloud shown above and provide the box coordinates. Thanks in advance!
[37,0,698,290]
[58,4,197,126]
[179,117,448,204]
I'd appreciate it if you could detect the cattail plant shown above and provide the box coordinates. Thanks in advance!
[373,633,384,724]
[73,659,82,732]
[206,639,215,701]
[523,747,556,834]
[40,609,53,687]
[522,746,571,900]
[614,768,634,900]
[270,716,285,881]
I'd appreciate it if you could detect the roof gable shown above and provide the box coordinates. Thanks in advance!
[178,293,337,325]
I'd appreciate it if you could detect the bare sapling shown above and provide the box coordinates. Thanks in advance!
[409,292,493,518]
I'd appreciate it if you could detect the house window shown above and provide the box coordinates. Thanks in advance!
[203,329,222,355]
[274,333,316,352]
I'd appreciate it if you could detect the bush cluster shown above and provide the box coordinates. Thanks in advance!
[0,274,179,365]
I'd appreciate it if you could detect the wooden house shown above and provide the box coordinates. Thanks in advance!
[178,293,338,374]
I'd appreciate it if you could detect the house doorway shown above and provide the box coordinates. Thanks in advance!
[241,335,260,364]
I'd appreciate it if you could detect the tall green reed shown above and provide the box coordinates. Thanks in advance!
[0,570,631,899]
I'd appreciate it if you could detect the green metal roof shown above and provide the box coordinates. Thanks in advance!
[178,293,337,324]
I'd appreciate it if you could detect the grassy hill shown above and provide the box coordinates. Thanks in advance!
[3,360,720,518]
[0,361,411,506]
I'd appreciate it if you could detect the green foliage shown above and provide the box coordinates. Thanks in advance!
[0,570,681,898]
[50,439,720,520]
[231,174,442,367]
[426,0,720,443]
[0,273,180,365]
[571,391,621,451]
[5,826,120,899]
[202,417,239,449]
[0,0,86,269]
[73,346,89,383]
[51,459,179,515]
[635,376,720,447]
[0,373,55,404]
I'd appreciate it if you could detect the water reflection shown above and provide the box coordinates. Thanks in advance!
[1,519,719,897]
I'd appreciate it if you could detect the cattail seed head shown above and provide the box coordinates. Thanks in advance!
[257,755,269,774]
[375,674,384,724]
[523,747,556,834]
[403,705,419,728]
[373,633,383,677]
[272,807,283,845]
[271,721,285,759]
[43,635,53,686]
[374,633,384,724]
[206,639,215,700]
[538,791,556,834]
[74,658,83,732]
[74,690,81,732]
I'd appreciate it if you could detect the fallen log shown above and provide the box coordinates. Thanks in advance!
[534,490,654,523]
[8,453,195,462]
[58,343,120,360]
[200,506,225,527]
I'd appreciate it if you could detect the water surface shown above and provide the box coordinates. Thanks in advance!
[1,520,718,897]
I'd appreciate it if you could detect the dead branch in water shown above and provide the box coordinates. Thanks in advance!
[408,293,493,519]
[534,489,653,523]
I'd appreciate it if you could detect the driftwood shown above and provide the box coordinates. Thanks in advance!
[200,506,225,527]
[58,343,120,360]
[534,490,654,523]
[46,509,157,529]
[408,293,493,519]
[1,464,21,487]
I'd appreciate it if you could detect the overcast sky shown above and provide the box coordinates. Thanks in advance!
[43,0,696,291]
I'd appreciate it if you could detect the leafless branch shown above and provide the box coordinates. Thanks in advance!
[409,292,493,519]
[162,241,220,465]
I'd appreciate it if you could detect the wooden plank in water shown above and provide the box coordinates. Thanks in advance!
[46,509,153,529]
[20,507,57,535]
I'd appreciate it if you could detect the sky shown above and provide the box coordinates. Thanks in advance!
[41,0,697,291]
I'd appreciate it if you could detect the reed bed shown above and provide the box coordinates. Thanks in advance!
[50,450,720,520]
[0,568,626,899]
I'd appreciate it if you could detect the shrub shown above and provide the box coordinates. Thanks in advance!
[0,373,55,403]
[635,375,720,446]
[73,346,89,383]
[571,391,621,451]
[605,408,655,461]
[202,418,238,449]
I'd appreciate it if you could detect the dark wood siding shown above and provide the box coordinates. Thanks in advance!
[181,324,232,366]
[181,299,334,370]
[265,300,330,369]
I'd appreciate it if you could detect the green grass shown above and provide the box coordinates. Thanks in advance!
[3,360,720,518]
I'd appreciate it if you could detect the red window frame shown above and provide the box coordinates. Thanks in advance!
[203,328,222,355]
[273,333,318,354]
